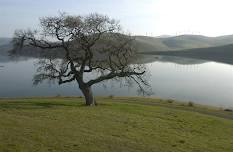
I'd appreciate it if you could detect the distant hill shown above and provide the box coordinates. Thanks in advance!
[0,37,11,46]
[145,44,233,65]
[2,35,233,54]
[1,35,233,64]
[0,38,12,58]
[155,35,173,38]
[135,34,233,52]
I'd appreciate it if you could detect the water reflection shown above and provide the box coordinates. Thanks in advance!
[0,56,232,108]
[137,55,207,65]
[148,61,233,108]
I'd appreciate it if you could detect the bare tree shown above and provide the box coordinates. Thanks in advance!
[11,13,150,106]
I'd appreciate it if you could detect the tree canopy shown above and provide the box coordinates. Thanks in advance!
[11,13,151,106]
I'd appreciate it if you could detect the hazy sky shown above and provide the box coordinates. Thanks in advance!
[1,0,233,37]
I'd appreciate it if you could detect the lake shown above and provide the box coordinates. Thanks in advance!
[0,56,232,108]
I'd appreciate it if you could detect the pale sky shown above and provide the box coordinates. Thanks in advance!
[1,0,233,37]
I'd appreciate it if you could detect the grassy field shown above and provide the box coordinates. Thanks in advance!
[0,97,233,152]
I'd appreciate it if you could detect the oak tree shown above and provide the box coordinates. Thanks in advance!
[12,13,150,106]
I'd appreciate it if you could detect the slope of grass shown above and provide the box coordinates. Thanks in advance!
[0,97,232,152]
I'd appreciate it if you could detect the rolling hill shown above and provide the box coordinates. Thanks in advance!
[135,35,233,65]
[2,35,233,54]
[134,34,233,52]
[144,44,233,65]
[1,35,233,64]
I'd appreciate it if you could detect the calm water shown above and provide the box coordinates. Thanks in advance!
[0,56,233,108]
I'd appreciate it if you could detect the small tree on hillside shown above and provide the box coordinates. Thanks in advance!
[11,13,151,106]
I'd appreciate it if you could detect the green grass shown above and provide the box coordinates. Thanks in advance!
[0,97,233,152]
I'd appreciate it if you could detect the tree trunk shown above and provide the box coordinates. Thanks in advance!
[80,86,96,106]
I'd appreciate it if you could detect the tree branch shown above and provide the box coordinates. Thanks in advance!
[87,70,145,86]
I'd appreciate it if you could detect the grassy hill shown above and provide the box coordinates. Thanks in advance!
[135,35,233,65]
[0,97,233,152]
[2,34,233,55]
[135,34,233,52]
[146,44,233,65]
[1,35,233,64]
